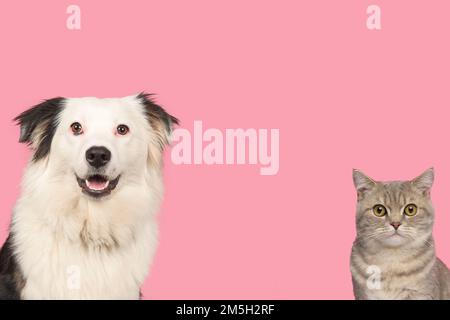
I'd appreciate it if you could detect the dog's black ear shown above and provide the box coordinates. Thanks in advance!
[137,92,179,149]
[14,97,65,161]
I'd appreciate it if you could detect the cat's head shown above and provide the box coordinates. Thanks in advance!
[352,168,434,248]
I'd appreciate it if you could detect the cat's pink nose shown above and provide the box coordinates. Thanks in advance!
[391,222,401,230]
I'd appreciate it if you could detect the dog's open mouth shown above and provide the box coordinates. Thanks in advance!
[76,174,120,198]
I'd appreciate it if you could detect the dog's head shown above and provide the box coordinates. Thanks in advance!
[15,93,178,199]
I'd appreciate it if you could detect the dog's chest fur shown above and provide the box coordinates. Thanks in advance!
[11,169,160,300]
[19,226,154,299]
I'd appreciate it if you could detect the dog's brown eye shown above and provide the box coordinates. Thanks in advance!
[117,125,129,135]
[70,122,83,135]
[404,204,418,216]
[373,204,387,217]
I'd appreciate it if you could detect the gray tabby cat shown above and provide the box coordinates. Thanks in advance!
[350,168,450,300]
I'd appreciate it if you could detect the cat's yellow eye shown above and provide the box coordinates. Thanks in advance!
[404,204,418,216]
[373,205,387,217]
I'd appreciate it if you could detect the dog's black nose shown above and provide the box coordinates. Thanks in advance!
[86,146,111,168]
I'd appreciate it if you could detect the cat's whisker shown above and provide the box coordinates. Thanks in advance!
[354,229,393,245]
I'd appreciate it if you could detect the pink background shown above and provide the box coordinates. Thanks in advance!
[1,0,450,299]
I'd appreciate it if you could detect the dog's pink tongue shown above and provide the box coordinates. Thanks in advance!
[86,180,109,191]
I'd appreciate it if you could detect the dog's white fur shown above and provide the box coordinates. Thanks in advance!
[11,95,170,299]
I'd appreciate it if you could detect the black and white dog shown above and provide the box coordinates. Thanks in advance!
[0,93,177,299]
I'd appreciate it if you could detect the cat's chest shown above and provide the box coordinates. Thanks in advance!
[352,249,437,299]
[365,288,434,300]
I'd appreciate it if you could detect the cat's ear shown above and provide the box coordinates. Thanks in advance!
[353,169,376,200]
[411,167,434,196]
